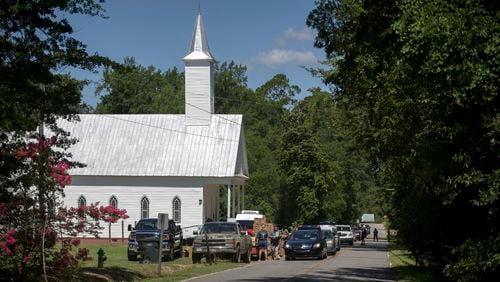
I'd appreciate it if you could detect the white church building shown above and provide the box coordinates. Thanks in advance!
[57,12,249,238]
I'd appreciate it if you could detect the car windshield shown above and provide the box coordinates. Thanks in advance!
[321,230,333,238]
[200,223,237,234]
[290,230,319,241]
[237,220,253,230]
[135,219,158,230]
[337,226,351,231]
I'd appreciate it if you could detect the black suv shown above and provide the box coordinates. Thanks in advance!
[127,218,183,261]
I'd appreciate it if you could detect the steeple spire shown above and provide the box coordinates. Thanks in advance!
[183,11,214,61]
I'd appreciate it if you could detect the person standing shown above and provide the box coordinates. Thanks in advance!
[361,227,367,245]
[257,224,269,261]
[373,228,379,241]
[270,226,280,259]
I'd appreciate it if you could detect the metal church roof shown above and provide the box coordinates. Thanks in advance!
[57,114,248,177]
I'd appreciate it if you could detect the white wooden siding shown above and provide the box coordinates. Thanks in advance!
[65,176,204,238]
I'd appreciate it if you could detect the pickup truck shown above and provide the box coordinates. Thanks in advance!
[191,221,252,263]
[127,218,183,261]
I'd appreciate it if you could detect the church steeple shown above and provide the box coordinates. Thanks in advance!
[183,12,214,61]
[183,11,215,126]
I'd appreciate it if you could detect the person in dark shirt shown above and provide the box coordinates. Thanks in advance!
[257,224,269,260]
[373,228,379,241]
[361,227,367,245]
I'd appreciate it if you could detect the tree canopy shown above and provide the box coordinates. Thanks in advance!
[307,0,499,279]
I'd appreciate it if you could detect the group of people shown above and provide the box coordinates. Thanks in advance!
[256,224,287,261]
[359,226,379,245]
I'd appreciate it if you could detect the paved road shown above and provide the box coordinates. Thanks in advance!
[187,241,395,282]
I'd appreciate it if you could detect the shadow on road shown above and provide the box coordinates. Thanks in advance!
[346,242,389,252]
[197,242,395,282]
[230,265,395,282]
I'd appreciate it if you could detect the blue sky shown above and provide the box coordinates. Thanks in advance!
[67,0,327,107]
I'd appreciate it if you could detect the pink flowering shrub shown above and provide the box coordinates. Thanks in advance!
[2,230,16,255]
[0,135,128,279]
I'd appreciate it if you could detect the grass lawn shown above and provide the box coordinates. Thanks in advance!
[78,243,243,281]
[388,243,441,282]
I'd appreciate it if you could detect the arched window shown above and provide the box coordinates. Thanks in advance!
[77,195,86,207]
[172,196,181,224]
[141,196,149,219]
[109,195,118,208]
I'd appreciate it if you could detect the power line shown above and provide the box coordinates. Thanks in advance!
[185,102,242,126]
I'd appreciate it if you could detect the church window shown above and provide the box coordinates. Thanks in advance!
[78,195,86,207]
[172,196,181,224]
[109,195,118,208]
[141,196,149,219]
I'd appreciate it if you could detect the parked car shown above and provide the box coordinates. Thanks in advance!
[191,221,252,263]
[127,218,183,261]
[319,221,340,251]
[321,229,337,255]
[285,228,327,260]
[336,224,354,245]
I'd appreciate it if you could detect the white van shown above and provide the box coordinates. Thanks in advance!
[235,210,264,231]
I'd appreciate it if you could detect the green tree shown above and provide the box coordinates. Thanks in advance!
[96,57,184,114]
[255,73,300,107]
[308,0,499,278]
[214,67,291,222]
[278,108,334,224]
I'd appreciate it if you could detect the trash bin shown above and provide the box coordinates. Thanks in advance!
[137,239,161,263]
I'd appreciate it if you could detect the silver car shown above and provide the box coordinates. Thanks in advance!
[321,229,337,255]
[337,225,354,245]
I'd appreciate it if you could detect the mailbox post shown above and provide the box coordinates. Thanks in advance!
[157,213,168,276]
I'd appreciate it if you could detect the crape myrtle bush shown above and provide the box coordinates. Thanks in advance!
[0,135,128,280]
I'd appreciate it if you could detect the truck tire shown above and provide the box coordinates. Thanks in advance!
[127,250,137,261]
[243,247,251,263]
[233,247,241,263]
[176,244,183,258]
[166,247,174,261]
[192,253,201,264]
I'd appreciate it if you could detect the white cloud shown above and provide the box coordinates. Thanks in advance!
[254,49,318,68]
[274,27,315,46]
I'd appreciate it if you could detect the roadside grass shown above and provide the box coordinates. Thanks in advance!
[78,243,243,281]
[388,243,441,282]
